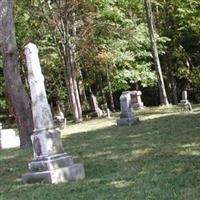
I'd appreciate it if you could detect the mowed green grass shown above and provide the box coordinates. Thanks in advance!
[1,105,200,200]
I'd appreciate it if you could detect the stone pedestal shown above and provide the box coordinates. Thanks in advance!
[22,127,85,184]
[22,43,85,184]
[117,91,137,126]
[130,91,144,109]
[22,151,85,184]
[178,91,192,111]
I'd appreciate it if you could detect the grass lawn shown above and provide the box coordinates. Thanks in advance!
[1,105,200,200]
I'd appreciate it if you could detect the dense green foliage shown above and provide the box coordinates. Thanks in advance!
[0,0,200,114]
[1,106,200,199]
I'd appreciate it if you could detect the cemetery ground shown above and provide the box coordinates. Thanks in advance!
[1,106,200,200]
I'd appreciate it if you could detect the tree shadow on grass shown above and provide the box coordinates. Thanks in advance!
[63,112,200,165]
[1,112,200,199]
[61,112,200,199]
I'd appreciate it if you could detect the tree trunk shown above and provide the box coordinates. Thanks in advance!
[78,70,89,111]
[43,1,82,122]
[144,0,169,105]
[164,0,178,105]
[63,36,82,122]
[106,68,115,111]
[58,5,82,123]
[99,76,107,105]
[0,0,33,148]
[64,59,82,122]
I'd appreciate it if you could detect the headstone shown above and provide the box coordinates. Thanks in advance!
[22,43,85,184]
[90,93,103,117]
[130,90,144,109]
[0,127,20,149]
[54,111,66,129]
[182,91,187,100]
[107,108,111,118]
[117,91,137,126]
[178,90,192,111]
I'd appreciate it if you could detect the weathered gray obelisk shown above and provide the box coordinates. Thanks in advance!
[22,43,85,184]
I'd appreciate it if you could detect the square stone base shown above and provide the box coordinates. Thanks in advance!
[117,117,139,126]
[22,153,85,184]
[133,102,144,109]
[178,100,192,111]
[22,163,85,184]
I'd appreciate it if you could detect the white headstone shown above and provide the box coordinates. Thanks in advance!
[182,91,187,100]
[117,91,137,125]
[0,129,20,149]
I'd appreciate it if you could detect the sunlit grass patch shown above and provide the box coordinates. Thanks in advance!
[1,105,200,199]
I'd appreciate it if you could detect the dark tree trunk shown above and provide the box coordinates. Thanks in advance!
[42,1,83,122]
[164,0,178,105]
[0,0,33,148]
[78,70,89,111]
[144,0,169,106]
[106,68,115,111]
[99,76,107,105]
[63,31,82,122]
[62,4,82,122]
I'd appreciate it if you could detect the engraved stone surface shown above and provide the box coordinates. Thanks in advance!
[25,43,54,130]
[117,91,138,126]
[22,43,85,184]
[29,154,74,172]
[22,164,85,184]
[178,90,192,111]
[24,43,64,158]
[130,90,144,109]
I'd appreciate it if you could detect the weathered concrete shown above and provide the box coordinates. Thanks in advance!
[178,90,192,111]
[130,90,144,109]
[22,163,85,184]
[117,91,138,126]
[22,43,85,184]
[28,153,73,172]
[0,128,20,149]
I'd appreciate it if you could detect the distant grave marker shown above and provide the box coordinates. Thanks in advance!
[178,90,192,111]
[117,91,138,126]
[90,93,103,117]
[130,90,144,109]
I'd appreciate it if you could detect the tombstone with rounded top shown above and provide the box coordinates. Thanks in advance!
[117,91,137,126]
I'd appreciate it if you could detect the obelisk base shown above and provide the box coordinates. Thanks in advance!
[22,153,85,184]
[117,117,139,126]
